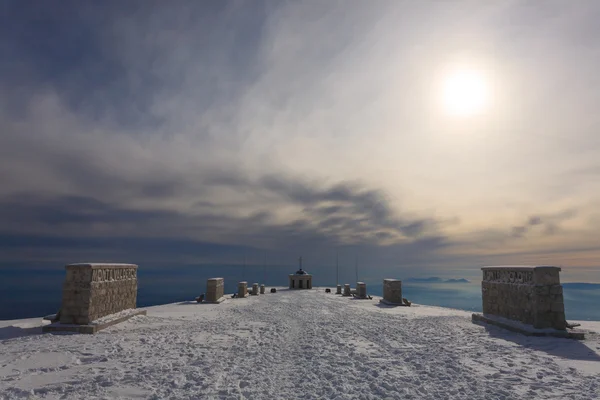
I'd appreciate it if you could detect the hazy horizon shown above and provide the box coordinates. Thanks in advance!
[2,264,600,321]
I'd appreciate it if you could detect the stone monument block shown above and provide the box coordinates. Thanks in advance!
[238,281,248,298]
[43,263,146,333]
[336,284,342,294]
[206,278,225,303]
[357,282,367,298]
[59,263,139,325]
[343,283,351,296]
[251,283,259,295]
[478,266,567,330]
[260,284,265,294]
[382,279,403,304]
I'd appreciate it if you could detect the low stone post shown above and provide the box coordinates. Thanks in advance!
[251,283,259,295]
[336,284,342,294]
[357,282,367,298]
[382,279,403,305]
[238,281,248,298]
[206,277,225,303]
[343,283,351,296]
[260,284,265,294]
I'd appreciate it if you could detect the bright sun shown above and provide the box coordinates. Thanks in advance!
[441,69,489,117]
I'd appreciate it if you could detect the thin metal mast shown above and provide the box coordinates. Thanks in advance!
[263,252,267,284]
[336,251,339,286]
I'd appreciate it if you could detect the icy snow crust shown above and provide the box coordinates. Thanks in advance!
[1,289,600,399]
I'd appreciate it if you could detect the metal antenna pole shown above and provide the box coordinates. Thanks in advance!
[355,256,358,283]
[336,251,339,286]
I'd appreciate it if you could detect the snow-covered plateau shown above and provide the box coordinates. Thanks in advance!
[1,288,600,399]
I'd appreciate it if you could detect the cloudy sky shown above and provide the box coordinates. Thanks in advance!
[1,1,600,272]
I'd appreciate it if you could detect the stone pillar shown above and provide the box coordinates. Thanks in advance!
[481,266,566,330]
[60,263,138,325]
[357,282,367,298]
[206,278,224,303]
[343,284,351,296]
[238,281,248,298]
[383,279,403,304]
[252,283,259,295]
[260,284,265,294]
[336,284,342,294]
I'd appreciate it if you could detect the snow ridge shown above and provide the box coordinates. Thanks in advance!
[1,289,599,399]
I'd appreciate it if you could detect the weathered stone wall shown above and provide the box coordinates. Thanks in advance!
[60,263,138,325]
[206,278,224,302]
[357,282,367,298]
[383,279,402,304]
[238,281,248,297]
[481,266,566,330]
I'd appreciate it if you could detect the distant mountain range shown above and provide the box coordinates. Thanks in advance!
[405,277,470,284]
[401,279,600,288]
[562,283,600,290]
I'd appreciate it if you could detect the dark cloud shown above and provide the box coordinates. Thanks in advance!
[510,209,577,239]
[252,176,436,239]
[544,224,559,236]
[3,1,599,271]
[0,233,260,266]
[0,171,448,266]
[511,226,527,238]
[1,0,269,128]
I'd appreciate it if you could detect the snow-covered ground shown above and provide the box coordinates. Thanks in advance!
[1,289,600,399]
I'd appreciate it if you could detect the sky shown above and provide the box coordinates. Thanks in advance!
[1,1,600,275]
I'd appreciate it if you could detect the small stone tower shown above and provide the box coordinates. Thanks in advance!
[289,256,313,289]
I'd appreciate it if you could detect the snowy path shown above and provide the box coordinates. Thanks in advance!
[1,289,600,399]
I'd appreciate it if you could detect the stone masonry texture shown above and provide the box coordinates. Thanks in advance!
[60,263,138,325]
[383,279,403,304]
[481,266,566,330]
[238,281,248,298]
[357,282,367,298]
[206,278,224,302]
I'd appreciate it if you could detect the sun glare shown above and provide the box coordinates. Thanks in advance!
[441,69,489,117]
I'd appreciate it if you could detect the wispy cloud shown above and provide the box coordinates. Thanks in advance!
[1,1,600,268]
